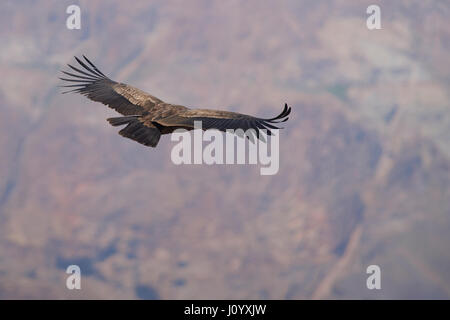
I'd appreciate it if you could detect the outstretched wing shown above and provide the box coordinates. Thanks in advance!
[155,103,291,139]
[59,55,163,115]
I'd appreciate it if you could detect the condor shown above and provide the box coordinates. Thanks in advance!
[60,55,291,148]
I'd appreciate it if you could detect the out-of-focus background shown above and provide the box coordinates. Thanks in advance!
[0,0,449,299]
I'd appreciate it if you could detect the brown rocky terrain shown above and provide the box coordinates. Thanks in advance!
[0,0,449,299]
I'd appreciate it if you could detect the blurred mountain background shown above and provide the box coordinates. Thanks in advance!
[0,0,449,299]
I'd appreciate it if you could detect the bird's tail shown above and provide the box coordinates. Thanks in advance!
[107,116,140,126]
[107,116,161,147]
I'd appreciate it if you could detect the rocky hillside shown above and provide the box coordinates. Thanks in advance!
[0,0,449,299]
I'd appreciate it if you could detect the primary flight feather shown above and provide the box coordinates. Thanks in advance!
[60,55,291,147]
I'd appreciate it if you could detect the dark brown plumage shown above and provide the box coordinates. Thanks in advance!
[60,55,291,147]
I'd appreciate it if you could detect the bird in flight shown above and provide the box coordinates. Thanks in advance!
[60,55,291,147]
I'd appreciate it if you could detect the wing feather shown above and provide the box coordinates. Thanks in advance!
[60,56,164,115]
[154,103,291,140]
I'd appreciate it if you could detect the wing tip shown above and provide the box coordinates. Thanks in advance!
[261,102,291,124]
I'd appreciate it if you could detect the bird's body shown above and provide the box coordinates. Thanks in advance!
[60,56,291,147]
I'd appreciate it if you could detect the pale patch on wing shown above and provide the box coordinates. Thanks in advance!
[113,83,163,107]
